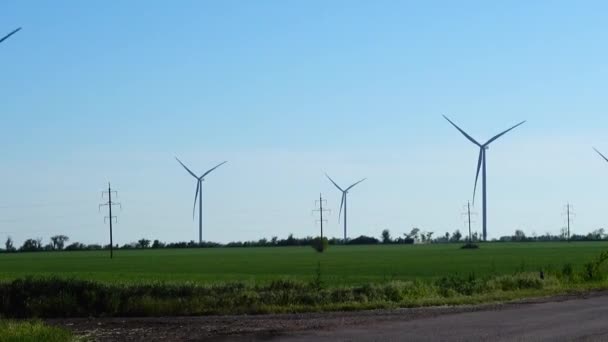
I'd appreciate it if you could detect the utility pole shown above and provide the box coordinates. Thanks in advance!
[99,183,121,259]
[562,203,575,242]
[461,202,477,243]
[313,193,330,239]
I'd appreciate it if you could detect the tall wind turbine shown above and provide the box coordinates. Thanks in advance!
[1,28,21,44]
[443,115,525,241]
[176,157,227,244]
[325,174,366,241]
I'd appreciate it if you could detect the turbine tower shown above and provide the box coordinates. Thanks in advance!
[325,174,366,241]
[176,157,227,244]
[443,115,525,241]
[1,28,21,44]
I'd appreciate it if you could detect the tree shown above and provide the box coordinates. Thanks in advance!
[405,228,420,241]
[20,238,42,252]
[425,232,434,242]
[65,242,86,251]
[513,229,526,241]
[451,230,462,242]
[137,238,151,249]
[588,228,605,240]
[271,236,278,245]
[50,235,69,250]
[5,237,14,252]
[381,229,392,244]
[560,227,569,240]
[152,240,165,248]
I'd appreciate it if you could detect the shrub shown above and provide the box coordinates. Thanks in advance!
[561,264,574,279]
[311,237,329,253]
[461,243,479,249]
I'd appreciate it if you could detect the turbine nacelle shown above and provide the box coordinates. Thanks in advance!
[325,173,366,223]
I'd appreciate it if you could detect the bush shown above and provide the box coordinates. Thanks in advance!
[461,243,479,249]
[561,264,574,279]
[311,237,329,253]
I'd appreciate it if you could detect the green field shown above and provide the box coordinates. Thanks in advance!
[2,242,607,285]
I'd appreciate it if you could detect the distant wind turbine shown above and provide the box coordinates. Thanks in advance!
[176,157,227,244]
[594,148,608,164]
[1,28,21,44]
[325,174,366,241]
[443,115,526,241]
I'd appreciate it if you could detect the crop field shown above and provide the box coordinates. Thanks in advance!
[2,242,607,285]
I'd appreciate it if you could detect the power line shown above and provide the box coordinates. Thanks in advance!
[99,183,121,259]
[312,193,330,239]
[461,201,478,242]
[562,203,576,242]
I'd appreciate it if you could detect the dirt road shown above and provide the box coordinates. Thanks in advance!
[51,292,608,341]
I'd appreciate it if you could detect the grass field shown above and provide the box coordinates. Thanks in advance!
[1,242,607,285]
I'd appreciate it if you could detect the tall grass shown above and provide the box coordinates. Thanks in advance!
[0,271,597,318]
[0,320,73,342]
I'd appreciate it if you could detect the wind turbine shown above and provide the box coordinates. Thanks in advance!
[176,157,227,244]
[325,174,366,241]
[1,28,21,44]
[594,148,608,164]
[443,115,526,241]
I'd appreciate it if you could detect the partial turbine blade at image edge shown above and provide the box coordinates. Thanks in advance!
[0,27,21,44]
[593,148,608,164]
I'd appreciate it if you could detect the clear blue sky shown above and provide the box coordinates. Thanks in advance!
[2,1,608,246]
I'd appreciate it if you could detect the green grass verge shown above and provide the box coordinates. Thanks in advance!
[0,320,73,342]
[1,269,607,318]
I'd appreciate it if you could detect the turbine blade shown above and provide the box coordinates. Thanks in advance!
[594,148,608,163]
[192,180,200,219]
[484,120,526,146]
[346,178,367,191]
[338,193,345,223]
[0,27,21,44]
[201,161,227,179]
[325,173,344,192]
[443,115,481,146]
[472,148,483,204]
[175,157,198,178]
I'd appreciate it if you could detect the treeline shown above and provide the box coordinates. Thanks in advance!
[2,227,607,253]
[496,228,607,242]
